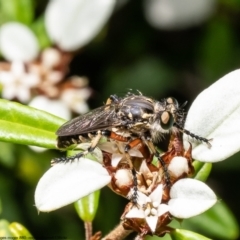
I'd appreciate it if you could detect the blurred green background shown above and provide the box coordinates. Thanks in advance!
[0,0,240,239]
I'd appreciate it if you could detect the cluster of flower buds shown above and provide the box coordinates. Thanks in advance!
[35,129,217,239]
[98,131,213,237]
[0,48,91,119]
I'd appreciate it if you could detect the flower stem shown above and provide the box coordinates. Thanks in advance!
[102,223,133,240]
[84,221,92,240]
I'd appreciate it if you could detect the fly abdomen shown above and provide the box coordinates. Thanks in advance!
[57,133,90,149]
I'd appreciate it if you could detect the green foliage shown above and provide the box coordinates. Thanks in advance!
[0,0,34,25]
[0,99,65,149]
[170,229,212,240]
[0,220,14,237]
[31,16,52,49]
[0,220,33,238]
[75,191,100,222]
[182,201,239,240]
[193,161,212,182]
[9,222,33,238]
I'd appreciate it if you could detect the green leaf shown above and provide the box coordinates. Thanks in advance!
[170,229,211,240]
[9,222,33,238]
[0,99,65,149]
[0,219,14,237]
[182,201,239,240]
[0,0,34,24]
[71,149,101,222]
[193,161,212,181]
[145,234,172,240]
[31,16,52,49]
[74,190,100,222]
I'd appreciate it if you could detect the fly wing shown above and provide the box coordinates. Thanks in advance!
[56,104,118,136]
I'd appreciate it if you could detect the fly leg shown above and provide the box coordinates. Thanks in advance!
[51,130,103,165]
[123,138,146,206]
[174,122,212,148]
[143,139,171,188]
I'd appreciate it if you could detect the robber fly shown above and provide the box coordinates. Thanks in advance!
[52,93,211,188]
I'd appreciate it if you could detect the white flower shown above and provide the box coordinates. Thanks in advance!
[0,22,39,62]
[29,95,71,153]
[183,69,240,162]
[98,141,143,167]
[29,95,71,120]
[35,141,144,212]
[60,87,91,114]
[0,61,40,103]
[144,0,216,30]
[29,48,64,86]
[125,179,217,232]
[168,178,217,218]
[45,0,116,51]
[35,145,111,212]
[125,184,169,233]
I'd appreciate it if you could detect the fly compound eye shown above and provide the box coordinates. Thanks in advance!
[160,111,174,129]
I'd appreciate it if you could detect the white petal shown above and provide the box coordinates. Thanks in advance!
[71,101,89,115]
[111,153,123,167]
[137,191,149,205]
[45,0,116,51]
[146,216,158,232]
[128,189,148,206]
[149,184,163,204]
[2,86,17,100]
[168,178,217,218]
[139,160,152,177]
[76,143,104,164]
[35,158,111,211]
[22,74,40,87]
[157,204,170,216]
[129,148,143,158]
[11,61,25,77]
[29,146,46,153]
[144,0,216,30]
[125,206,145,219]
[0,22,39,61]
[29,96,71,120]
[17,87,31,103]
[183,69,240,162]
[98,142,117,153]
[0,71,13,84]
[60,88,91,114]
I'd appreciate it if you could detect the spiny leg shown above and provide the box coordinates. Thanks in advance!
[123,138,144,205]
[143,139,171,188]
[52,130,103,165]
[174,122,212,148]
[155,151,171,188]
[124,138,171,203]
[131,169,138,206]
